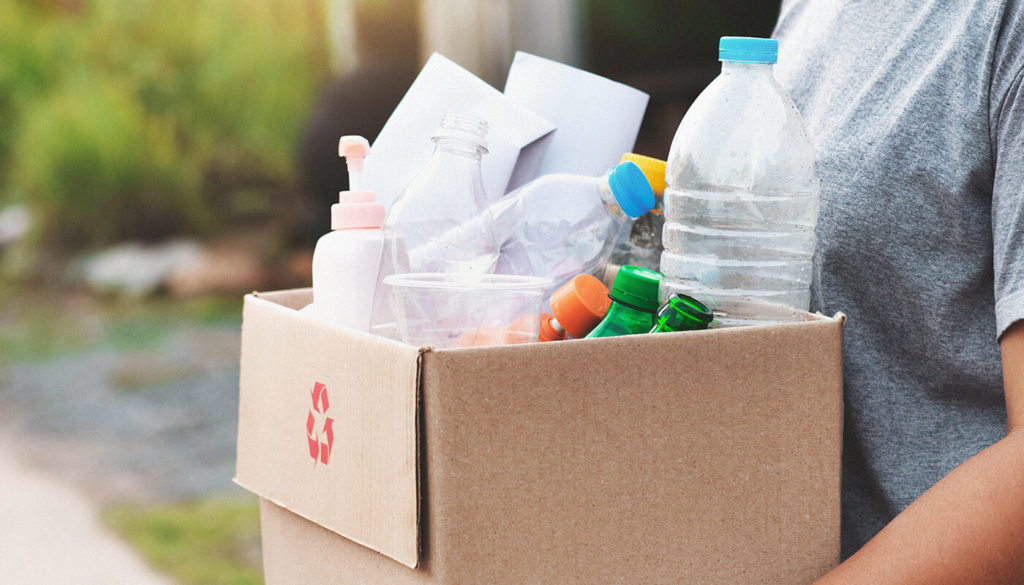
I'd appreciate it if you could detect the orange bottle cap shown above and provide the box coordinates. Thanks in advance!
[549,274,612,339]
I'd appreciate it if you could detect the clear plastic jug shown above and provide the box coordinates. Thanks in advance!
[660,37,819,326]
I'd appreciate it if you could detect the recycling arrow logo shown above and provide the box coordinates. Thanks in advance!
[306,382,334,465]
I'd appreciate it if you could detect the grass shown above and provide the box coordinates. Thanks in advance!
[0,282,242,364]
[0,301,94,361]
[102,495,263,585]
[102,295,243,351]
[0,283,98,362]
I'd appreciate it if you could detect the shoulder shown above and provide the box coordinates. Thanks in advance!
[991,1,1024,103]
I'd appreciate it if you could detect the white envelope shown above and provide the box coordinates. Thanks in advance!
[503,52,650,189]
[363,53,557,210]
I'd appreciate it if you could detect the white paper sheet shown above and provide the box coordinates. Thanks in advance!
[503,52,650,189]
[362,53,556,211]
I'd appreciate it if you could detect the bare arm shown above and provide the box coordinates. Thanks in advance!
[813,320,1024,585]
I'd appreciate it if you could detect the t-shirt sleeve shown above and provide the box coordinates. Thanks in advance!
[992,64,1024,339]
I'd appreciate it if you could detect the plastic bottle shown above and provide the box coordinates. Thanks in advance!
[487,160,656,295]
[649,293,713,333]
[538,273,612,341]
[607,153,667,280]
[369,113,499,339]
[660,37,820,326]
[302,136,385,331]
[585,265,662,338]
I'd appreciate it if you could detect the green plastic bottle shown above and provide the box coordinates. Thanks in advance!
[649,293,713,333]
[585,265,662,338]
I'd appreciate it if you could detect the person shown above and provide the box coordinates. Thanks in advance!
[293,0,419,246]
[770,1,1024,582]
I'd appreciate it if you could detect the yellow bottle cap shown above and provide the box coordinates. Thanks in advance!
[619,153,666,197]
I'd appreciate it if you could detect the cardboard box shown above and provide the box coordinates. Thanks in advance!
[235,289,845,585]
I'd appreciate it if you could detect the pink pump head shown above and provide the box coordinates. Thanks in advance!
[333,136,385,230]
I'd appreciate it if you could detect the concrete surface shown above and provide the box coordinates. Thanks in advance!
[0,436,176,584]
[0,304,248,584]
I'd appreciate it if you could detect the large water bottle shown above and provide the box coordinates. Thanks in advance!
[660,37,819,326]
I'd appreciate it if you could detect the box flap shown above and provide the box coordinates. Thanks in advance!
[235,291,421,568]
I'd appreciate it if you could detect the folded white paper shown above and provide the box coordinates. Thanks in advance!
[363,53,557,210]
[503,52,650,189]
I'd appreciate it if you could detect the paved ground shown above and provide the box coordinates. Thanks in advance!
[0,436,177,585]
[0,307,248,583]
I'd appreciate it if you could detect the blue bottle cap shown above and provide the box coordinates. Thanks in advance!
[607,161,656,219]
[719,37,778,64]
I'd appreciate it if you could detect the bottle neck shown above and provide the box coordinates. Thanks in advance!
[432,136,487,161]
[650,321,673,334]
[607,295,655,316]
[720,61,775,78]
[598,177,628,221]
[587,297,655,338]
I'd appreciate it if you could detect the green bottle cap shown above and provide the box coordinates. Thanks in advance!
[609,265,662,313]
[653,294,713,332]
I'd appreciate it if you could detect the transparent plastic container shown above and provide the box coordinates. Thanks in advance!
[384,273,550,348]
[660,37,820,326]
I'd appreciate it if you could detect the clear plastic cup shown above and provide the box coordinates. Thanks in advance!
[383,273,551,348]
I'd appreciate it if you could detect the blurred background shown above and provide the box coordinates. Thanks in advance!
[0,0,779,583]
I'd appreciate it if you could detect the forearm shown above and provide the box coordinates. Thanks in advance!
[815,322,1024,585]
[812,429,1024,584]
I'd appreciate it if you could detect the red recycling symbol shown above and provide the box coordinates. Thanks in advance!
[306,382,334,465]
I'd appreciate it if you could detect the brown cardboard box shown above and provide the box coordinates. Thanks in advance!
[235,289,845,585]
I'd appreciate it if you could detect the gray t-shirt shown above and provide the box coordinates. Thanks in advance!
[771,0,1024,557]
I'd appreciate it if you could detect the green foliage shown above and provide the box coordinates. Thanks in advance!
[11,75,206,246]
[103,496,263,585]
[0,0,329,252]
[0,279,241,365]
[0,300,93,362]
[103,294,243,351]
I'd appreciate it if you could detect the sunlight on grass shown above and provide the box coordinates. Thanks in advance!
[103,495,263,585]
[0,281,242,365]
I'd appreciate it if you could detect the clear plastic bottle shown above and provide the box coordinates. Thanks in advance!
[608,153,667,278]
[489,160,655,295]
[369,113,499,339]
[303,136,385,331]
[660,37,820,326]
